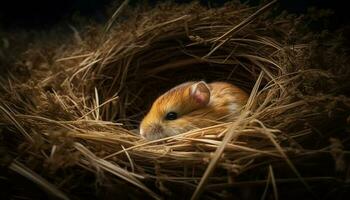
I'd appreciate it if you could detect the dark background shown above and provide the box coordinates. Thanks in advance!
[0,0,348,30]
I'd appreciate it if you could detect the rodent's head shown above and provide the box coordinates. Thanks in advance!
[140,81,210,140]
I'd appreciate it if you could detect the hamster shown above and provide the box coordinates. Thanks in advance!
[139,81,249,140]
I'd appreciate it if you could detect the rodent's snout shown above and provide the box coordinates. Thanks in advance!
[140,123,165,140]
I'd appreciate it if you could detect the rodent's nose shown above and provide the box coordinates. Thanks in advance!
[139,128,145,137]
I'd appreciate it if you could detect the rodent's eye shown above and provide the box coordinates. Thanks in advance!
[165,112,178,120]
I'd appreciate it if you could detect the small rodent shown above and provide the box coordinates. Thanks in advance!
[140,81,249,140]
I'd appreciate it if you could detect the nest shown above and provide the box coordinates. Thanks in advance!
[1,1,349,199]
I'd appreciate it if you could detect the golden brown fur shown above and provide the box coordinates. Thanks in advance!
[140,81,248,140]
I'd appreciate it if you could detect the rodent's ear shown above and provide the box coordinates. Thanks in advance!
[189,81,210,106]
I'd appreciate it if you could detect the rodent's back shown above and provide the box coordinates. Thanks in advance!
[184,82,248,125]
[209,82,248,109]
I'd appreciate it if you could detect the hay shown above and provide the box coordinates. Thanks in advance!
[1,1,349,199]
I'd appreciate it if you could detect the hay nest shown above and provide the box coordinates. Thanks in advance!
[1,1,349,199]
